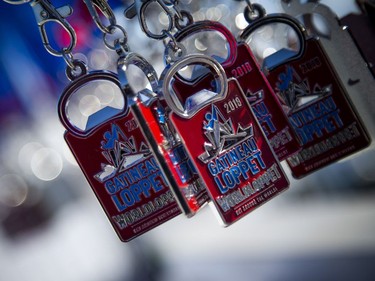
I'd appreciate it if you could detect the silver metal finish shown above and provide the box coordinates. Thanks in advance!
[59,70,124,136]
[29,0,76,57]
[135,0,174,40]
[243,0,267,23]
[161,54,228,119]
[2,0,29,4]
[65,59,88,81]
[83,0,116,34]
[117,52,159,106]
[103,24,128,51]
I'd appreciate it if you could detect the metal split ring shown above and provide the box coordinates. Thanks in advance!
[65,59,88,81]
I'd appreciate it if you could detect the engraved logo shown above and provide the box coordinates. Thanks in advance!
[199,104,253,163]
[95,124,151,182]
[276,65,332,114]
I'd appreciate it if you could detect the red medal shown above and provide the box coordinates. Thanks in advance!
[240,14,371,178]
[136,99,209,213]
[170,20,301,161]
[59,66,181,241]
[161,55,289,225]
[117,52,209,215]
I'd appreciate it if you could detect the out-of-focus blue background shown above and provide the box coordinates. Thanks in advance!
[0,1,374,280]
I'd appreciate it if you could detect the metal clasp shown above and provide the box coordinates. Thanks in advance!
[83,0,116,34]
[29,0,76,57]
[135,0,174,40]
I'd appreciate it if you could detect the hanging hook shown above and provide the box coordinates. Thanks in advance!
[29,0,76,57]
[135,0,174,40]
[83,0,116,34]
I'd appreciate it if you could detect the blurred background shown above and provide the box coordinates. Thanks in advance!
[0,0,374,280]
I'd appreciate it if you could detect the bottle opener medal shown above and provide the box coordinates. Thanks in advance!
[169,20,301,161]
[117,52,209,215]
[161,54,289,226]
[59,61,181,242]
[239,14,371,178]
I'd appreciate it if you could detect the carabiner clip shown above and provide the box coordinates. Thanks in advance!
[83,0,116,34]
[135,0,174,40]
[29,0,76,57]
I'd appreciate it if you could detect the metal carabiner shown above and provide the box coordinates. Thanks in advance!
[83,0,116,34]
[135,0,174,40]
[29,0,76,57]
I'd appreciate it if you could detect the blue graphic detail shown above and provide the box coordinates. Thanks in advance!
[102,124,127,150]
[276,65,332,114]
[278,65,294,92]
[199,104,250,163]
[95,124,151,183]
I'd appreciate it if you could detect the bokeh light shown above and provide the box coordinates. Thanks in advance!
[31,148,63,181]
[0,174,28,207]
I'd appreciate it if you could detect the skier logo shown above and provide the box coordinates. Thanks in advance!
[198,104,253,163]
[95,124,151,182]
[276,65,332,114]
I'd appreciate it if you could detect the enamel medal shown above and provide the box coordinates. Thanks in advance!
[59,61,181,242]
[112,0,210,215]
[161,55,289,226]
[240,14,371,178]
[117,52,209,215]
[170,20,301,161]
